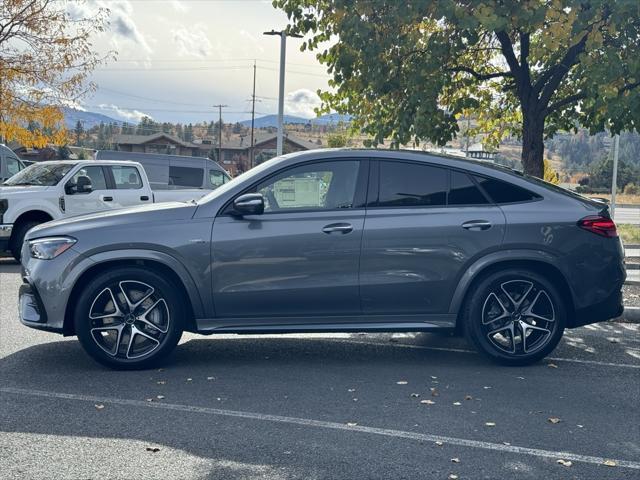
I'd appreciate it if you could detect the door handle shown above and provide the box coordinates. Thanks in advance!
[140,196,149,201]
[462,220,492,231]
[322,223,353,234]
[102,196,113,202]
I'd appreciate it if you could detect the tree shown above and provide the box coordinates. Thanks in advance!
[274,0,640,178]
[74,121,84,146]
[0,0,111,147]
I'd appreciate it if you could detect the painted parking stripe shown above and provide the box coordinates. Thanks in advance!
[2,386,639,470]
[336,339,640,369]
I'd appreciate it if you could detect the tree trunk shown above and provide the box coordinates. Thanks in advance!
[521,111,545,178]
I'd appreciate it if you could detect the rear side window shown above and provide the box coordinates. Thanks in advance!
[6,157,22,177]
[473,176,540,204]
[377,161,447,207]
[449,171,489,205]
[71,166,107,190]
[110,166,142,189]
[169,166,203,188]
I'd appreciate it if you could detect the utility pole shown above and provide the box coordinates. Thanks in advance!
[213,104,228,164]
[611,134,620,220]
[263,29,302,156]
[250,60,256,168]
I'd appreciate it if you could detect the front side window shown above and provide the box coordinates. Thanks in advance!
[6,157,23,177]
[210,169,230,189]
[376,161,447,207]
[169,166,203,188]
[255,161,360,213]
[70,166,107,191]
[111,166,143,189]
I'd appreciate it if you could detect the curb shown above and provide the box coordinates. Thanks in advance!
[616,306,640,324]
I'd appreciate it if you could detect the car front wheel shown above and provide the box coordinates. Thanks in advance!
[463,269,566,366]
[74,267,184,369]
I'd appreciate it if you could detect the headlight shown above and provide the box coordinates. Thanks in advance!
[29,237,77,260]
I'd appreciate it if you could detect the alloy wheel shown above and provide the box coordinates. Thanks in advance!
[480,279,556,356]
[88,280,170,360]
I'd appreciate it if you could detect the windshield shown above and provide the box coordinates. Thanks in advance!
[3,163,74,186]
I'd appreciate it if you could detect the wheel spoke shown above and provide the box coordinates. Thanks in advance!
[119,281,154,312]
[89,288,124,320]
[482,292,511,325]
[126,324,160,359]
[500,280,533,310]
[90,323,125,357]
[522,290,555,323]
[487,323,516,354]
[519,320,551,353]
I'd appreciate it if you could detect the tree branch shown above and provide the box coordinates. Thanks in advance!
[448,66,512,81]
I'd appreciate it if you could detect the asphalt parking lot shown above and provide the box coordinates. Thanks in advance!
[1,258,639,480]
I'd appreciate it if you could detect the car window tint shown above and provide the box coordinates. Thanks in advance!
[169,166,203,188]
[448,171,489,205]
[256,161,360,212]
[210,170,227,189]
[6,158,22,177]
[473,175,539,204]
[111,166,143,189]
[377,161,447,207]
[71,166,107,190]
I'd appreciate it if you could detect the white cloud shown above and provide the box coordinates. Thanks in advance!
[97,104,151,122]
[239,30,265,54]
[172,24,212,58]
[285,89,321,118]
[170,0,189,13]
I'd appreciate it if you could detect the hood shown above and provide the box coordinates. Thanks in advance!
[27,201,198,240]
[0,185,51,197]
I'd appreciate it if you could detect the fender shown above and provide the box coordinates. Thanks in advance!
[447,248,566,314]
[82,249,206,319]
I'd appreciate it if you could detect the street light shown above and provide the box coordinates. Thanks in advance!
[263,29,303,156]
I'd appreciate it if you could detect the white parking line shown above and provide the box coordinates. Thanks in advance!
[1,386,638,470]
[335,339,640,369]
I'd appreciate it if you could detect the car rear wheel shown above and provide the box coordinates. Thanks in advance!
[463,269,566,366]
[75,267,184,369]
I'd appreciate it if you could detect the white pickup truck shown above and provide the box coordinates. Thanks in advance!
[0,160,216,260]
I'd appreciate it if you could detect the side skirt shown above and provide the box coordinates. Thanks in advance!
[195,314,456,335]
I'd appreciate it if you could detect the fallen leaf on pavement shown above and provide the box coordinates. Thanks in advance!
[603,460,617,467]
[146,447,160,453]
[156,381,166,385]
[464,395,473,401]
[548,417,561,424]
[146,398,153,402]
[348,388,356,392]
[207,377,214,381]
[420,399,435,405]
[186,378,192,382]
[453,402,462,406]
[548,363,558,368]
[430,376,438,380]
[557,459,572,467]
[483,386,491,389]
[451,458,460,463]
[94,404,104,410]
[448,474,458,479]
[346,422,357,427]
[430,388,439,397]
[156,395,165,400]
[410,393,420,398]
[435,441,443,446]
[396,381,408,385]
[485,422,496,427]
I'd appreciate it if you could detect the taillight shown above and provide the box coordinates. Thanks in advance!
[578,215,618,237]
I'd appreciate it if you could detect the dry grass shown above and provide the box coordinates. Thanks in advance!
[619,224,640,245]
[585,193,640,205]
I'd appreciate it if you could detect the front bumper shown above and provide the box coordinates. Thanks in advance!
[0,223,12,251]
[18,281,63,333]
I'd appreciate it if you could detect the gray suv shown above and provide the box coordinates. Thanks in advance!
[18,150,626,369]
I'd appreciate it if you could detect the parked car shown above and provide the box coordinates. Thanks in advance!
[18,149,626,369]
[0,144,26,182]
[1,159,220,260]
[95,151,231,198]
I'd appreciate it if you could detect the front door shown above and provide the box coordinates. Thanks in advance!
[211,159,368,322]
[360,160,506,315]
[65,165,115,216]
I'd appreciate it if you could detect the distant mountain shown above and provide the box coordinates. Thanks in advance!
[62,108,125,129]
[239,113,352,128]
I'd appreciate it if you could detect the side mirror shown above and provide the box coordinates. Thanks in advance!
[233,193,264,216]
[76,175,93,194]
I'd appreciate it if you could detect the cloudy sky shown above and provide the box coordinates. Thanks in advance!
[75,0,331,124]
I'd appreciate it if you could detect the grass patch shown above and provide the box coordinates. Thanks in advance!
[618,224,640,245]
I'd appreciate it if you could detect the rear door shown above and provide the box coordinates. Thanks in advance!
[106,164,152,207]
[360,160,505,315]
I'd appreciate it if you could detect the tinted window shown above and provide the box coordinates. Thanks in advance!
[377,161,447,207]
[6,158,22,177]
[111,166,142,189]
[473,175,539,204]
[210,169,229,189]
[256,161,360,212]
[448,171,489,205]
[169,166,203,188]
[71,166,107,190]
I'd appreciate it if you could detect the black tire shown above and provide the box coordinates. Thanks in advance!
[75,267,184,369]
[463,268,566,366]
[10,220,42,261]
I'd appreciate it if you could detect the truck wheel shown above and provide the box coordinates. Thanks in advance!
[10,221,42,261]
[74,267,184,370]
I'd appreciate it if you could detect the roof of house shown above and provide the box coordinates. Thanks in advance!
[113,133,200,148]
[221,133,319,151]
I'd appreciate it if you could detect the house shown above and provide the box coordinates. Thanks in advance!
[466,142,496,161]
[113,133,206,157]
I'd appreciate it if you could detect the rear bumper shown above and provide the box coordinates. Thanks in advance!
[571,288,624,328]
